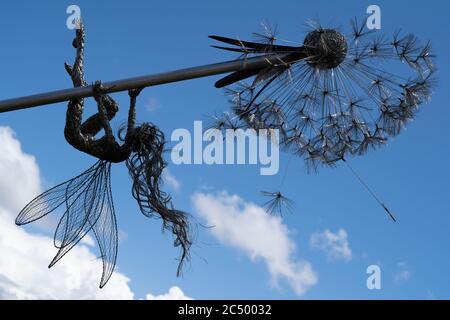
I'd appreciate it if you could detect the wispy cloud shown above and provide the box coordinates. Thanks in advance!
[163,168,181,191]
[310,229,352,262]
[146,286,192,300]
[145,98,161,113]
[426,290,436,300]
[394,262,412,283]
[192,191,318,296]
[0,127,41,212]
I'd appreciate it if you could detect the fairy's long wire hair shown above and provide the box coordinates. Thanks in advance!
[120,123,191,275]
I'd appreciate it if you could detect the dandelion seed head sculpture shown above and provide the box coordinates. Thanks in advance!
[303,29,348,69]
[211,18,436,171]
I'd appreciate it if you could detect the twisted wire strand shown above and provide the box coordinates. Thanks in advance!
[125,124,192,275]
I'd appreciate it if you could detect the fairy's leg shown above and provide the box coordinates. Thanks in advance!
[92,81,114,139]
[63,23,120,139]
[64,24,88,148]
[80,96,119,137]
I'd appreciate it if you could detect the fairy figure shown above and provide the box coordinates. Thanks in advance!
[15,24,191,288]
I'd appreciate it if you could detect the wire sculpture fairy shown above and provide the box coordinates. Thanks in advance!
[209,19,436,218]
[15,24,192,288]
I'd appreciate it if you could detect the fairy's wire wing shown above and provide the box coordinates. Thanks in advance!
[52,162,105,249]
[15,161,101,225]
[90,163,118,287]
[50,161,118,287]
[16,160,118,288]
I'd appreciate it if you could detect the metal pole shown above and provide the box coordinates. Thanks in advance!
[0,55,280,113]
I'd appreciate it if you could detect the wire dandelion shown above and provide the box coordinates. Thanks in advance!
[15,24,192,288]
[210,17,436,171]
[210,18,436,220]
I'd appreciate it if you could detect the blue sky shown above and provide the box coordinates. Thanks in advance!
[0,0,449,299]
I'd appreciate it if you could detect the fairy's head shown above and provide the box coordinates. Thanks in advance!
[131,122,164,154]
[119,122,165,157]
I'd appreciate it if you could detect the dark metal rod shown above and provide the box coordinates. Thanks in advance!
[0,55,279,113]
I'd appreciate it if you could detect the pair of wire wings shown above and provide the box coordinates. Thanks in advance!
[15,160,117,288]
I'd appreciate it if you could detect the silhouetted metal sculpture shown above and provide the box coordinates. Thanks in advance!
[7,16,437,287]
[15,25,191,288]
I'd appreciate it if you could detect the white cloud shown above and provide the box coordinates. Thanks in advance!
[0,126,189,300]
[426,290,436,300]
[0,210,135,299]
[163,168,181,191]
[310,229,352,262]
[394,262,412,283]
[80,234,96,247]
[118,229,129,242]
[145,98,161,112]
[192,192,318,296]
[146,286,192,300]
[0,127,41,212]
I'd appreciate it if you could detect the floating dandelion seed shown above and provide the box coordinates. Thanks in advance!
[206,111,243,133]
[261,191,295,216]
[210,17,436,171]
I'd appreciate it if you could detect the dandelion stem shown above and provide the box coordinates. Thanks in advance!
[342,158,397,222]
[0,54,288,113]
